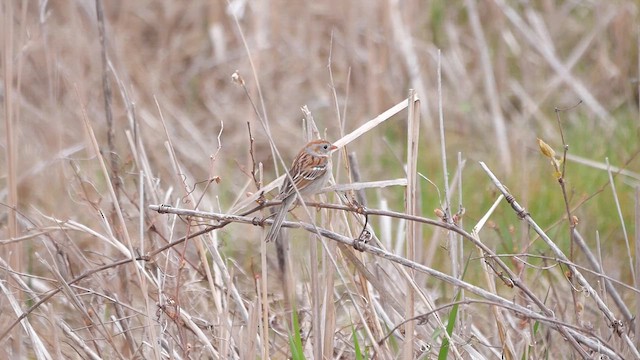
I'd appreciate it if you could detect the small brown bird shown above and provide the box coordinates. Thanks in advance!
[265,139,338,242]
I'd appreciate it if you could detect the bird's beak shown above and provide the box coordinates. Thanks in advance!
[330,145,338,151]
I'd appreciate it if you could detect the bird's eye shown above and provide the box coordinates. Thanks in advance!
[323,144,328,149]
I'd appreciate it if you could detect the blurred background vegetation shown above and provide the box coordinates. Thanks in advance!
[1,0,639,358]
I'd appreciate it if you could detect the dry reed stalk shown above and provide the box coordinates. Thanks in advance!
[309,212,321,360]
[635,187,640,349]
[242,300,259,360]
[321,240,337,358]
[128,133,163,360]
[323,51,352,358]
[435,50,464,359]
[2,2,22,356]
[402,89,419,359]
[636,25,640,351]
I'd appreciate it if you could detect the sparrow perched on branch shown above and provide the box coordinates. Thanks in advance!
[265,139,338,242]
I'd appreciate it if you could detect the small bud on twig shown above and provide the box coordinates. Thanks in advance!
[231,70,245,86]
[537,138,556,159]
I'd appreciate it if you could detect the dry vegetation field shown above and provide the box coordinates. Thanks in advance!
[1,0,640,359]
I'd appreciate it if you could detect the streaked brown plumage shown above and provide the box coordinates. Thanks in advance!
[265,139,337,242]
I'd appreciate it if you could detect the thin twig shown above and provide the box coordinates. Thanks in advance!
[246,122,261,190]
[553,104,580,323]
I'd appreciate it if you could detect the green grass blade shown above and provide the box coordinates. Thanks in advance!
[289,308,305,360]
[352,326,364,360]
[437,298,459,360]
[438,255,471,360]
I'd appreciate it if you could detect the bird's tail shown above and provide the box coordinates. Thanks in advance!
[265,196,294,242]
